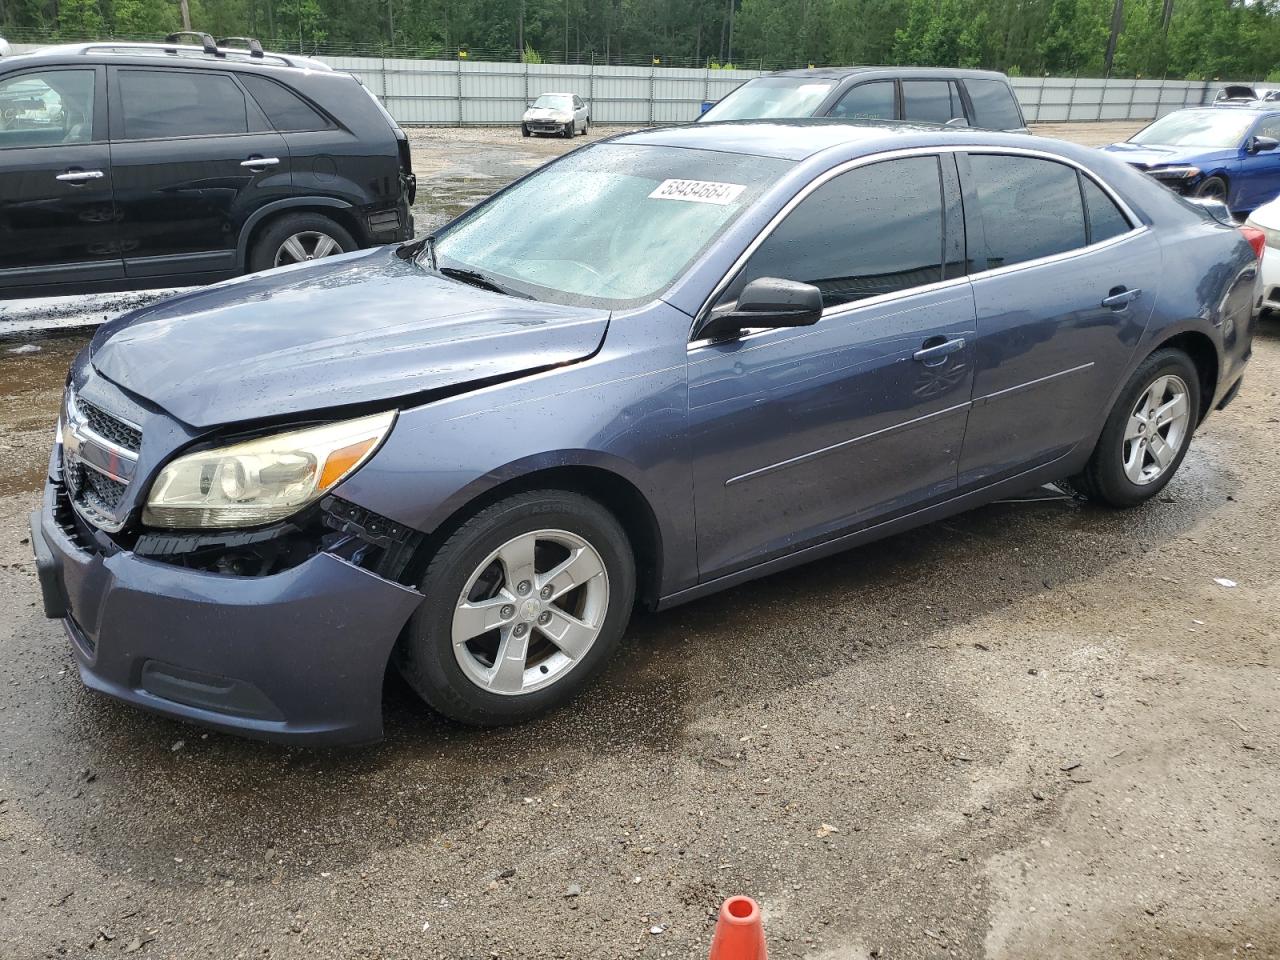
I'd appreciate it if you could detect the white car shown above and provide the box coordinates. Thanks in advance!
[1245,195,1280,314]
[521,92,589,138]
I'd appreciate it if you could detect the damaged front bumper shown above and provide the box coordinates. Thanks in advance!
[30,481,424,745]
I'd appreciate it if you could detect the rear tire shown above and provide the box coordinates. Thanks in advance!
[395,490,636,726]
[247,212,355,274]
[1071,348,1201,508]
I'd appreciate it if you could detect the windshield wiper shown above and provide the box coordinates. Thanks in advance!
[396,233,436,268]
[439,266,532,299]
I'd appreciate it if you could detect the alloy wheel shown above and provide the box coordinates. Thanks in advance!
[452,529,610,695]
[273,230,344,267]
[1122,374,1191,485]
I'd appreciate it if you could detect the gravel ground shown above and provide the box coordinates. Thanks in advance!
[3,120,1278,959]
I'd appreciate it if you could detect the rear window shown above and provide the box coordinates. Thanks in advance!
[118,70,247,139]
[964,78,1024,130]
[239,74,329,132]
[1080,175,1131,243]
[970,154,1086,270]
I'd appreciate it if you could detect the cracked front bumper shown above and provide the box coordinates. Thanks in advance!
[31,484,423,745]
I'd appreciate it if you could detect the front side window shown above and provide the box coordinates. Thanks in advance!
[239,74,328,132]
[434,144,792,308]
[718,155,946,310]
[902,80,964,125]
[700,77,837,122]
[828,81,895,120]
[969,154,1086,270]
[118,70,248,139]
[1252,115,1280,141]
[1130,109,1254,149]
[964,78,1024,130]
[0,69,95,148]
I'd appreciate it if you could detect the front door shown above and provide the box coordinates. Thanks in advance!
[689,154,976,579]
[956,151,1162,486]
[107,66,292,279]
[1233,113,1280,212]
[0,66,121,292]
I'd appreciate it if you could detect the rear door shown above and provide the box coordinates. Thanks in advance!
[956,151,1162,486]
[107,66,292,280]
[0,65,121,291]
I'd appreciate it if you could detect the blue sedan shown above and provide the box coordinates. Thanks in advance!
[1102,106,1280,215]
[31,120,1259,743]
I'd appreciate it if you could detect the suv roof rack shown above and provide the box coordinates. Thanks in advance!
[216,36,265,58]
[66,37,332,71]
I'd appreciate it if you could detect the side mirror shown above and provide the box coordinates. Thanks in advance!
[698,277,824,340]
[1248,135,1279,153]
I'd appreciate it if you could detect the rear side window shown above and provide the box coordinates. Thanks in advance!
[964,78,1024,130]
[239,74,329,131]
[969,154,1085,269]
[118,70,247,139]
[829,81,895,120]
[723,155,945,308]
[1080,175,1131,243]
[902,80,964,125]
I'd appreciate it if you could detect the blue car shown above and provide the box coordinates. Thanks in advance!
[31,120,1259,744]
[1102,106,1280,216]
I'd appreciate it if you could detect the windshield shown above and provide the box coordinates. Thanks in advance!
[433,144,791,308]
[533,94,572,110]
[700,77,836,122]
[1131,110,1255,148]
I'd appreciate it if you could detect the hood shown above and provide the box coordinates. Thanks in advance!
[524,106,571,119]
[1100,140,1237,170]
[89,247,609,430]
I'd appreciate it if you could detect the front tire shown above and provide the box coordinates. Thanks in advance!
[1195,175,1229,206]
[1071,348,1201,507]
[563,121,575,139]
[521,123,530,137]
[395,490,636,726]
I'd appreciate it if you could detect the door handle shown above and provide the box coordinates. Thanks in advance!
[240,156,280,168]
[1102,287,1142,309]
[55,169,104,183]
[912,336,966,365]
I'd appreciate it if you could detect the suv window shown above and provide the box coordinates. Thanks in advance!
[0,70,95,148]
[720,155,945,309]
[829,81,895,120]
[1080,175,1131,243]
[118,69,248,139]
[969,154,1085,269]
[902,79,964,125]
[239,74,328,132]
[964,78,1024,130]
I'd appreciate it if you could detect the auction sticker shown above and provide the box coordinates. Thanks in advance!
[648,179,746,205]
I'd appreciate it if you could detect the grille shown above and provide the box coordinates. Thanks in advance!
[76,397,142,452]
[82,468,127,511]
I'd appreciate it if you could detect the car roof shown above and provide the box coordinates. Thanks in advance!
[762,65,1010,81]
[1,42,332,73]
[612,117,1034,161]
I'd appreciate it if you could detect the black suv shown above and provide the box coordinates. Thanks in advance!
[698,66,1029,133]
[0,33,415,298]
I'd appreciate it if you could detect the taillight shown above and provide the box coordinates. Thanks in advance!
[1240,225,1266,259]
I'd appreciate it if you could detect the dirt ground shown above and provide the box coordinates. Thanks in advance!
[1,121,1278,960]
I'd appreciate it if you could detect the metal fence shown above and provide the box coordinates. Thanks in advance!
[6,43,1239,125]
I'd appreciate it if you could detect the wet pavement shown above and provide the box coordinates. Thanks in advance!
[3,121,1278,959]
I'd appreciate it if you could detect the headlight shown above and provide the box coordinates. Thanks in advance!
[1149,165,1201,180]
[143,411,395,529]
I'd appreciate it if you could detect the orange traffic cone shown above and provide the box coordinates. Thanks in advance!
[708,896,767,960]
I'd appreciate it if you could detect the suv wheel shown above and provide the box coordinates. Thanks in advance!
[249,212,355,273]
[395,489,636,726]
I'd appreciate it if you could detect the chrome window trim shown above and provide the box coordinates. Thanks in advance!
[689,143,1146,344]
